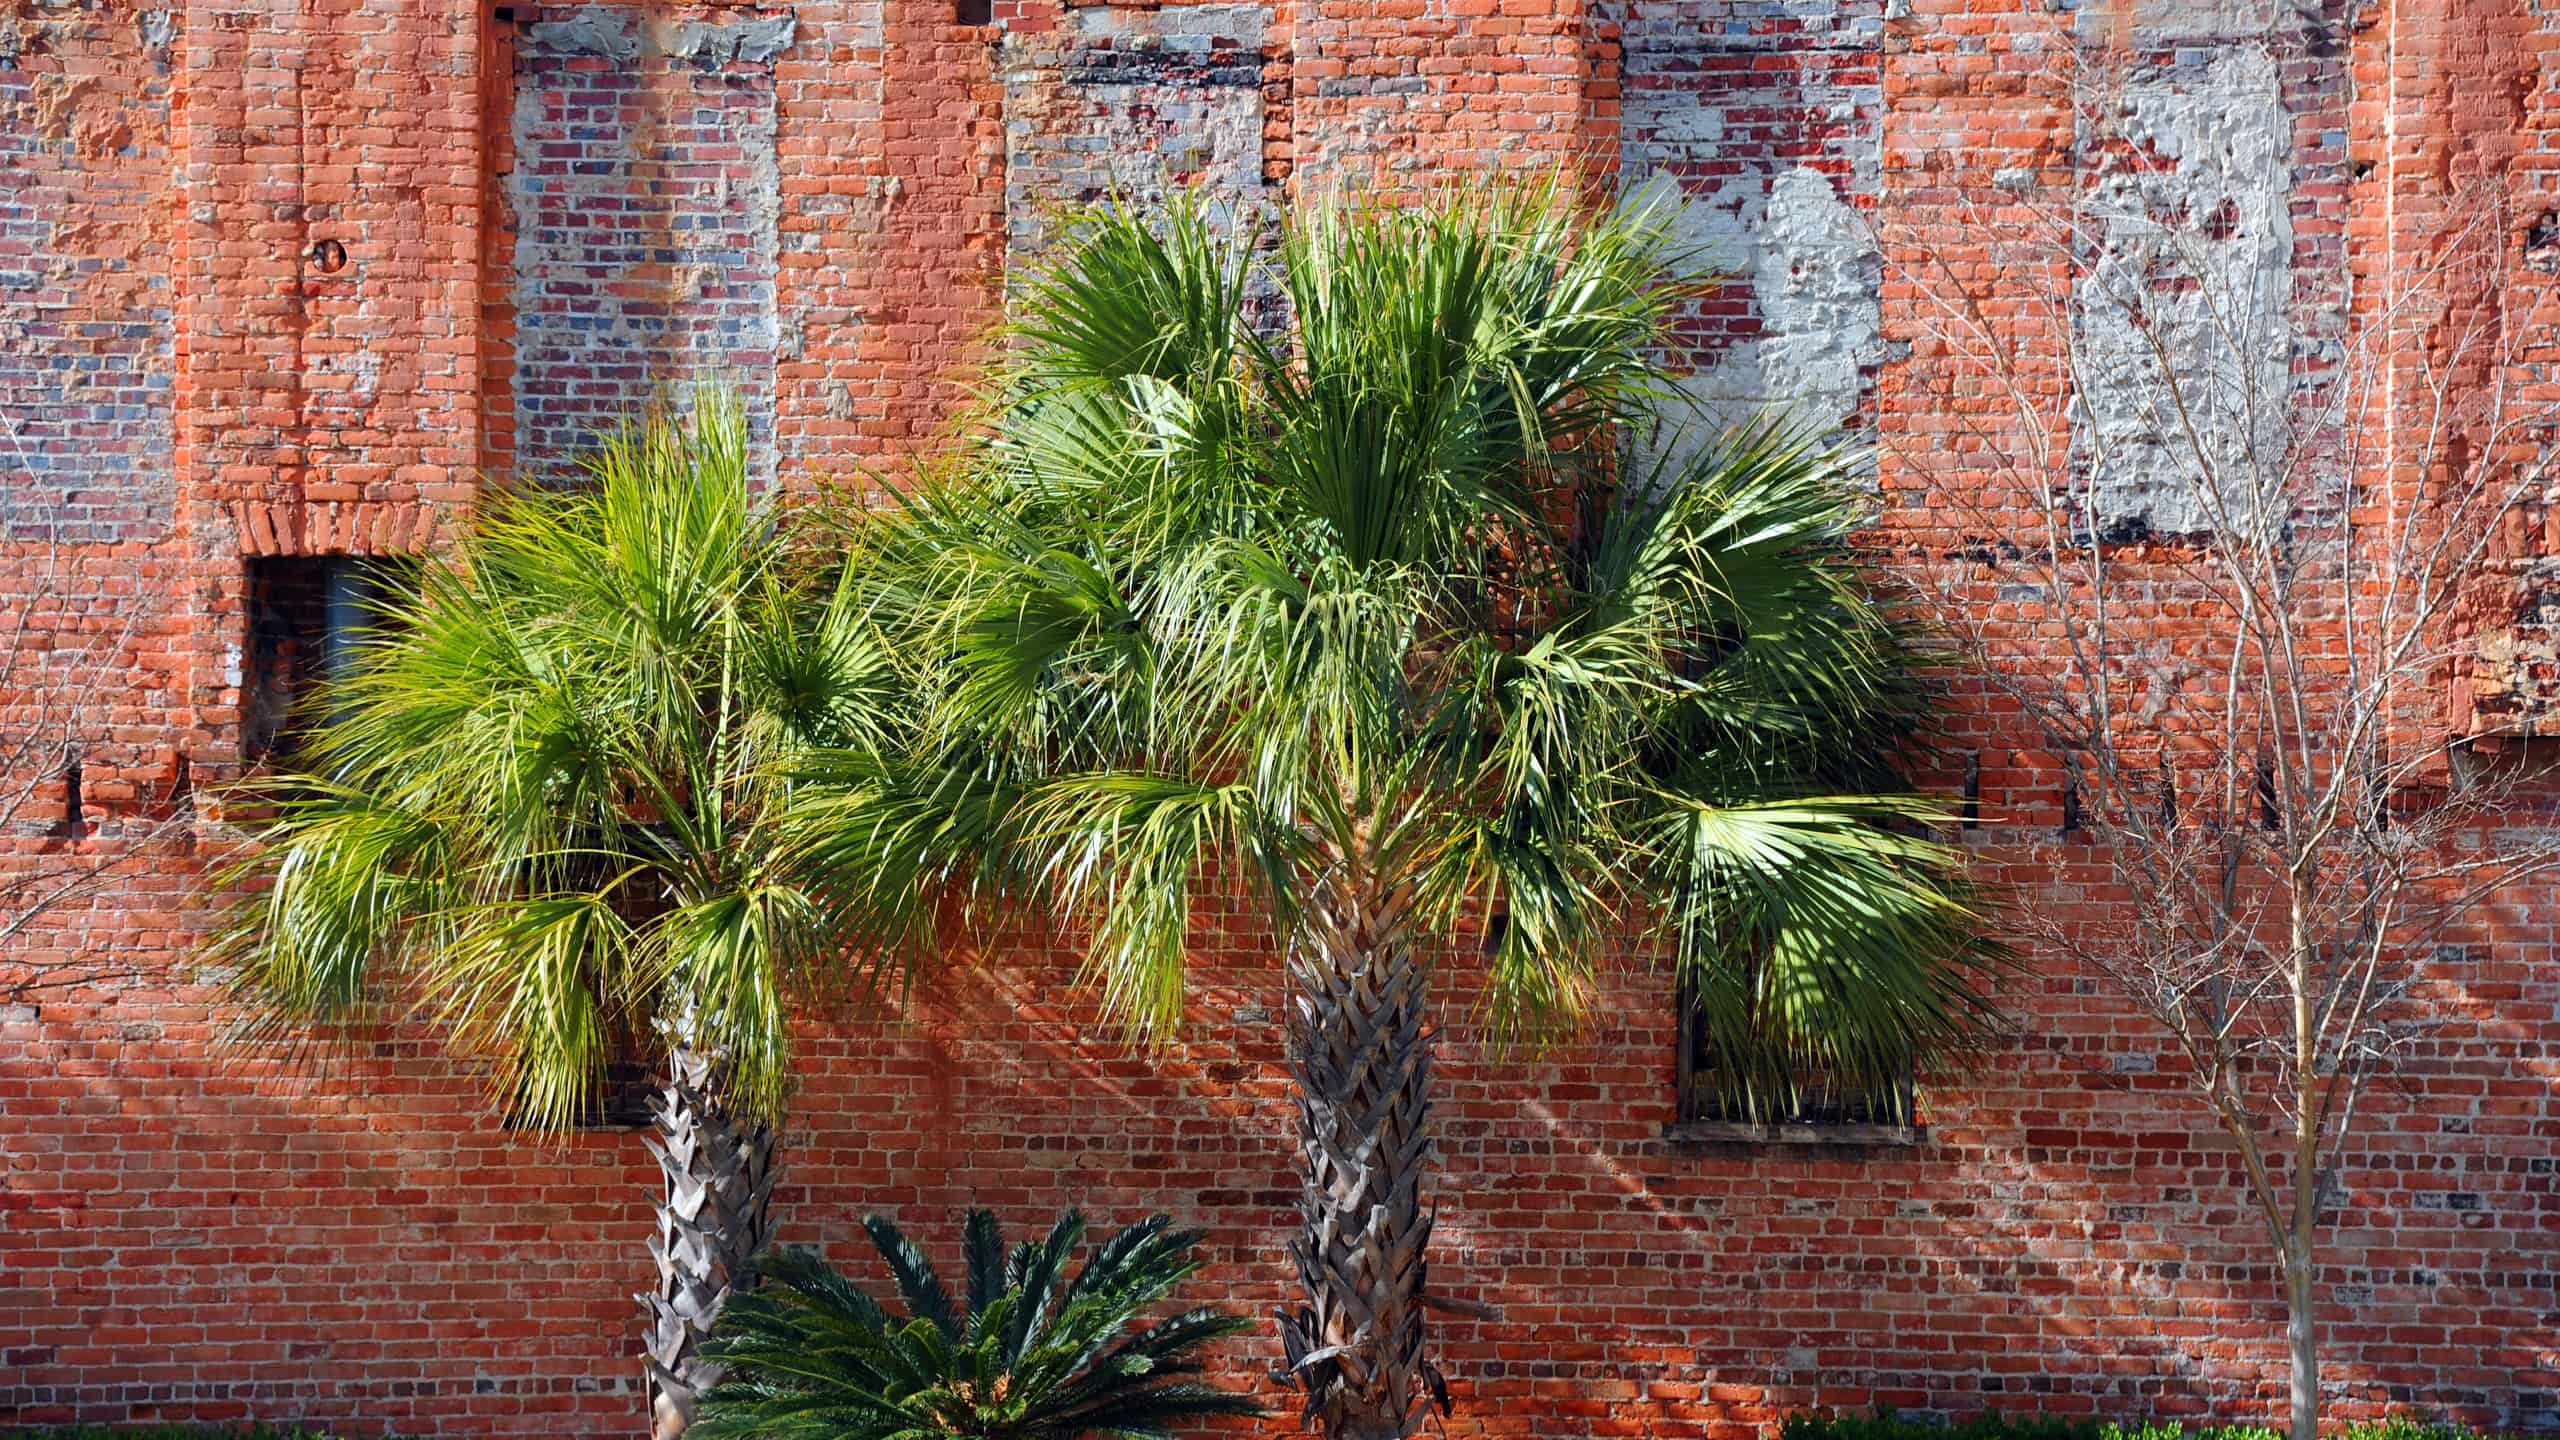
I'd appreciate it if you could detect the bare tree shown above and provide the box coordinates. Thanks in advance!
[1879,43,2560,1440]
[0,486,186,998]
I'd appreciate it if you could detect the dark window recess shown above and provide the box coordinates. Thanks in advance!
[956,0,991,24]
[505,1045,659,1132]
[1675,973,1916,1128]
[244,555,410,763]
[54,756,83,835]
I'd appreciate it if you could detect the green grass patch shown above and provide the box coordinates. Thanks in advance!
[1783,1412,2515,1440]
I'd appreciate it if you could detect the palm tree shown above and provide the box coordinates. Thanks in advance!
[694,1209,1263,1439]
[212,395,907,1439]
[820,184,2008,1440]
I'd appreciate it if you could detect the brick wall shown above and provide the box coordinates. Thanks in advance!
[3,2,2558,1437]
[0,3,173,546]
[1613,0,1885,439]
[504,6,788,486]
[999,3,1275,263]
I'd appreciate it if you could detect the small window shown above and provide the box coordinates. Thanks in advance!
[243,555,409,763]
[1674,973,1917,1133]
[955,0,992,24]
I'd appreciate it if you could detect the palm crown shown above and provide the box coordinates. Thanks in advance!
[212,395,906,1436]
[839,186,1998,1082]
[824,183,2004,1436]
[216,395,897,1124]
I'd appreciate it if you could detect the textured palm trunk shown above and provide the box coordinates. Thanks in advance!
[642,1043,780,1440]
[1277,867,1442,1440]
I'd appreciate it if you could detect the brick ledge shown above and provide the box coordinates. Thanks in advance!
[1662,1121,1928,1148]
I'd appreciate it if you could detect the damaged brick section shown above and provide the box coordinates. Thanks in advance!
[504,6,789,484]
[2067,5,2340,542]
[0,5,173,541]
[1611,0,1886,443]
[999,4,1274,266]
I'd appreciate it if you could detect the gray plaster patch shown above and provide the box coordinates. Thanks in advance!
[526,7,793,64]
[137,9,172,53]
[1612,1,1886,458]
[525,8,642,61]
[2071,42,2294,538]
[2075,0,2289,42]
[1000,3,1273,265]
[1637,166,1883,441]
[655,13,796,66]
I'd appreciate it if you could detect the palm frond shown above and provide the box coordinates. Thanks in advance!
[213,388,914,1127]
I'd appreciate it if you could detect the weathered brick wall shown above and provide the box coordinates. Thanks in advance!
[0,3,172,546]
[1612,0,1885,438]
[3,2,2558,1437]
[505,6,789,485]
[999,3,1274,262]
[2449,0,2560,735]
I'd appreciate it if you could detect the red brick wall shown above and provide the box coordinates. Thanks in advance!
[502,5,789,484]
[3,2,2557,1437]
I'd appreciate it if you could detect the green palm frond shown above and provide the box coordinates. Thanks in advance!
[1645,792,2008,1119]
[813,175,2008,1111]
[694,1210,1263,1440]
[214,387,914,1127]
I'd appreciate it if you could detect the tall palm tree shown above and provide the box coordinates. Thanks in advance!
[819,185,2007,1440]
[212,395,906,1439]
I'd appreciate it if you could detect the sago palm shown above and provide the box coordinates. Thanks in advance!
[694,1209,1262,1439]
[211,395,906,1438]
[819,185,2006,1439]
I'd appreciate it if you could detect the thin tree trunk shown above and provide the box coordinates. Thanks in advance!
[1277,868,1442,1440]
[641,1043,780,1440]
[2287,913,2319,1440]
[2285,1254,2319,1440]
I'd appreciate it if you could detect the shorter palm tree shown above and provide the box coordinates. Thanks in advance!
[694,1210,1263,1440]
[212,394,908,1438]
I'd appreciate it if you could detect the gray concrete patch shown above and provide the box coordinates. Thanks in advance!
[2071,42,2295,539]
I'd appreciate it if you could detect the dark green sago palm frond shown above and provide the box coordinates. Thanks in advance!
[693,1209,1262,1440]
[807,179,2011,1438]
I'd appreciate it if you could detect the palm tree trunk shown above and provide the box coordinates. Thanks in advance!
[641,1042,780,1440]
[1277,868,1441,1440]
